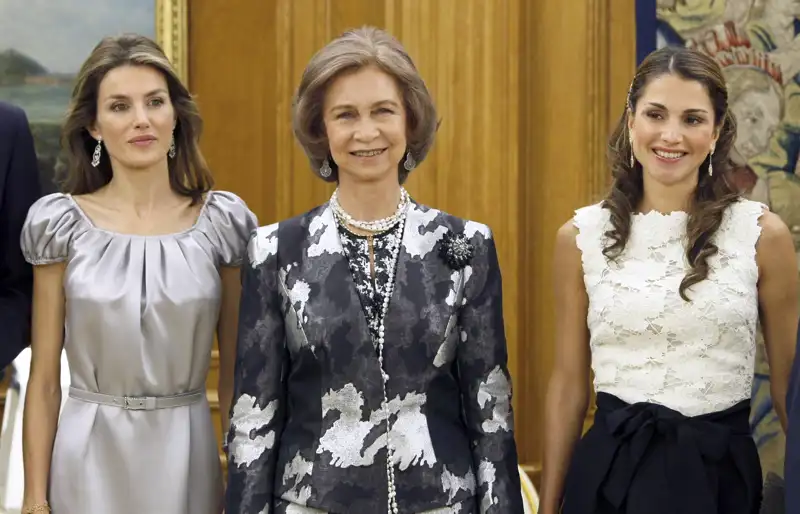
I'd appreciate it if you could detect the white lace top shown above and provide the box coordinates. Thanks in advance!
[573,199,765,416]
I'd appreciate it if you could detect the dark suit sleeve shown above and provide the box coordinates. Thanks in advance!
[0,106,41,369]
[456,229,524,514]
[226,227,288,514]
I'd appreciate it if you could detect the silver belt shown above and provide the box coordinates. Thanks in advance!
[69,386,205,410]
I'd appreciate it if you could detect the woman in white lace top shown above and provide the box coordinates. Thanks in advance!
[539,46,799,514]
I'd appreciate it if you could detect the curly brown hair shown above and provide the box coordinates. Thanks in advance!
[604,46,740,301]
[61,34,212,204]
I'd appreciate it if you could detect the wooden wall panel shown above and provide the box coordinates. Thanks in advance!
[189,0,636,487]
[189,2,279,223]
[609,2,639,132]
[518,0,636,483]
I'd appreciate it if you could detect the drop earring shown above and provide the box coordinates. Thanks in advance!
[708,147,715,176]
[168,134,176,158]
[320,158,332,178]
[403,151,416,171]
[629,136,635,168]
[91,138,103,167]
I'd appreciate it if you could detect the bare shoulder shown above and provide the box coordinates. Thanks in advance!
[553,218,584,281]
[70,190,115,216]
[755,208,796,274]
[756,209,793,258]
[757,209,791,244]
[554,219,580,254]
[69,191,98,205]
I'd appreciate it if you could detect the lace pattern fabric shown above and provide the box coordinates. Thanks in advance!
[573,199,765,416]
[337,222,403,346]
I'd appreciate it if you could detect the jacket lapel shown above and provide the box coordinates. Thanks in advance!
[280,204,376,362]
[382,202,466,368]
[280,202,466,373]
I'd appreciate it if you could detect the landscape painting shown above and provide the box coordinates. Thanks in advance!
[0,0,157,194]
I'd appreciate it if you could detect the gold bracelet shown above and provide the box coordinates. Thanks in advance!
[22,502,51,514]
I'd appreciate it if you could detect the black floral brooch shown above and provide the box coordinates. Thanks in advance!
[439,231,474,270]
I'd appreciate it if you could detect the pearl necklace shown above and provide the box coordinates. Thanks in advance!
[378,213,404,514]
[332,198,407,514]
[330,188,409,233]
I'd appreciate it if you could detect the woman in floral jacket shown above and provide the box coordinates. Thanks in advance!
[224,26,523,514]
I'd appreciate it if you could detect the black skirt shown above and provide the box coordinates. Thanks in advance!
[562,392,762,514]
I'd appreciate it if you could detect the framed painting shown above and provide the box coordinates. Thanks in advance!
[155,0,189,83]
[0,0,188,195]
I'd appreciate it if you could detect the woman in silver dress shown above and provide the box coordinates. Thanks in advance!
[20,34,256,514]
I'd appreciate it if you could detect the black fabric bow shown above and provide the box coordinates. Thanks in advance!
[601,401,731,514]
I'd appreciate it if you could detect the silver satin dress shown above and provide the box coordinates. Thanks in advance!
[20,190,257,514]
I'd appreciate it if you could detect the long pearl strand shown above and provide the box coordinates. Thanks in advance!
[331,191,407,514]
[378,213,404,514]
[330,187,409,233]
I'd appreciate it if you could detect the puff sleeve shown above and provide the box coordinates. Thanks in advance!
[202,191,258,267]
[20,193,82,266]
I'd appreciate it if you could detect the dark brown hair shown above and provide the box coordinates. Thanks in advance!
[291,26,438,184]
[61,33,212,204]
[604,46,740,301]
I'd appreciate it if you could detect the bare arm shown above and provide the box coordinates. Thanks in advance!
[218,265,243,442]
[756,210,798,433]
[539,222,592,514]
[22,262,65,509]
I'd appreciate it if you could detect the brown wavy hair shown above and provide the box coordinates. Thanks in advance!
[604,46,740,301]
[61,34,212,204]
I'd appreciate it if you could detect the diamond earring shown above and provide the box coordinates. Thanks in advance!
[168,134,176,159]
[629,136,635,168]
[403,151,416,171]
[320,158,332,178]
[708,148,715,176]
[91,138,103,167]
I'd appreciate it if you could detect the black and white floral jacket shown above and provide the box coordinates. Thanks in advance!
[225,201,523,514]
